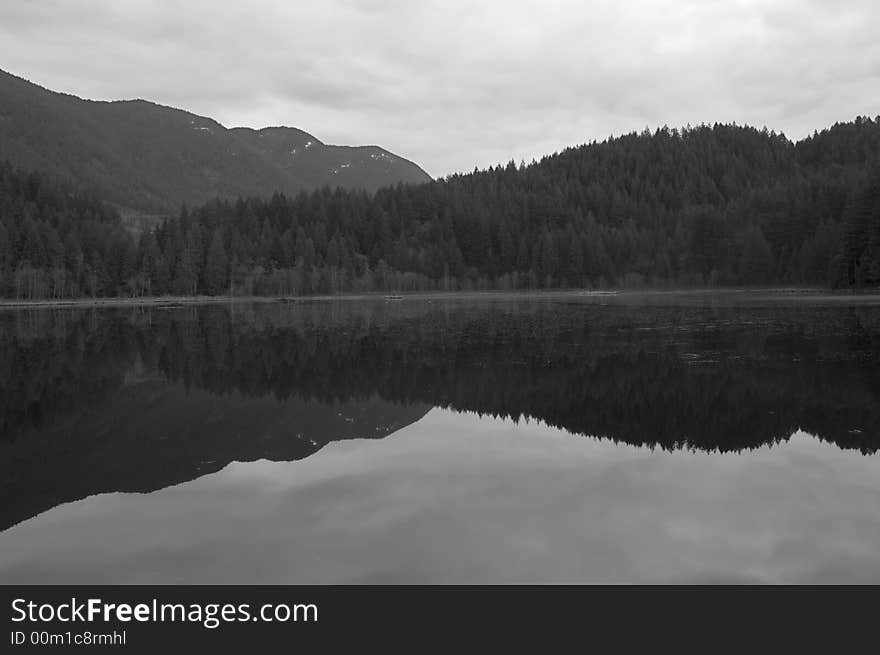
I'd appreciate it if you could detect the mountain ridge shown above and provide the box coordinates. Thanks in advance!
[0,68,432,214]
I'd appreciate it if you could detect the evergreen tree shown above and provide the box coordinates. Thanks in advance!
[204,230,229,294]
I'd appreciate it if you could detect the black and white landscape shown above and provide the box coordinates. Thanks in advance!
[0,1,879,586]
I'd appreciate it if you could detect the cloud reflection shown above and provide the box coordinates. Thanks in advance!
[1,408,878,583]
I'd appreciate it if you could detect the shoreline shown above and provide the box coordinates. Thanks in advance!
[1,286,879,310]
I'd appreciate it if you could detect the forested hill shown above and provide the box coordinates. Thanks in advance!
[0,68,431,213]
[2,118,880,298]
[0,162,132,298]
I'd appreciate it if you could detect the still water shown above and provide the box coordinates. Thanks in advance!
[1,292,879,583]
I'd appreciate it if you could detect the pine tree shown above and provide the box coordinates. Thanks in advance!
[204,230,229,294]
[738,226,774,284]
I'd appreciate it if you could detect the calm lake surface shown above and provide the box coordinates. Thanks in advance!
[1,291,879,583]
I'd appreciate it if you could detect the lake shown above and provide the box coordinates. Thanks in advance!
[1,291,879,583]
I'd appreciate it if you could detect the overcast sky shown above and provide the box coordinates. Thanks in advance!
[1,0,878,177]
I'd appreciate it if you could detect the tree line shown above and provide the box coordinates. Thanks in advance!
[2,117,880,298]
[0,161,133,299]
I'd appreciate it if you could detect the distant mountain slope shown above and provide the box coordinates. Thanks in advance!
[229,126,427,194]
[0,69,431,213]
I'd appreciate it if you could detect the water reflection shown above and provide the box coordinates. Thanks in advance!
[0,295,879,582]
[2,409,879,584]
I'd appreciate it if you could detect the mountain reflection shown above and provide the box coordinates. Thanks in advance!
[1,297,878,529]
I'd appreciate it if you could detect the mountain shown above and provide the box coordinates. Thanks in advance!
[0,68,431,213]
[229,126,426,194]
[133,117,879,294]
[3,110,880,299]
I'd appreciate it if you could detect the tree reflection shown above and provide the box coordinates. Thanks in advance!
[2,300,877,453]
[2,299,878,530]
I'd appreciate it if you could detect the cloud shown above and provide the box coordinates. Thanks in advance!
[1,0,878,177]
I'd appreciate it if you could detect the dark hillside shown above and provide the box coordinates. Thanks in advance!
[0,69,431,213]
